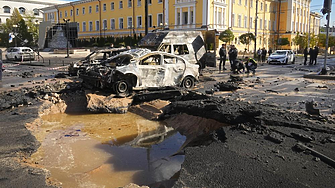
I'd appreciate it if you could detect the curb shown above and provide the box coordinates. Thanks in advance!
[303,73,335,80]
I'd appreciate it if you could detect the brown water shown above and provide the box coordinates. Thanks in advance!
[30,113,185,188]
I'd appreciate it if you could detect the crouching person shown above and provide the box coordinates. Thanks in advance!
[231,59,245,74]
[244,57,257,74]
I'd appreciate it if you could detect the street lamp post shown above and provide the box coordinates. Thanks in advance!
[13,25,18,47]
[63,19,70,58]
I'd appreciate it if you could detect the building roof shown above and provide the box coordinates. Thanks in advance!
[1,0,67,6]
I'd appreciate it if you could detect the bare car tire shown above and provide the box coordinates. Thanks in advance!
[181,76,195,89]
[114,80,132,97]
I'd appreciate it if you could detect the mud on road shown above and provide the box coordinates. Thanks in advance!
[0,67,335,187]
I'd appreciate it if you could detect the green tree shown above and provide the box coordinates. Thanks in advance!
[0,8,24,47]
[219,29,234,44]
[317,33,327,47]
[24,11,39,47]
[17,19,33,46]
[292,33,308,51]
[239,33,255,51]
[277,38,290,46]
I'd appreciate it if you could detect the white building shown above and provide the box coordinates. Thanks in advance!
[0,0,67,24]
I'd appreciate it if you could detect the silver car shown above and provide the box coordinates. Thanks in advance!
[80,49,199,96]
[5,47,35,61]
[267,50,295,64]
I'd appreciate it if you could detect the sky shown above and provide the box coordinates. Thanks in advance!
[60,0,335,26]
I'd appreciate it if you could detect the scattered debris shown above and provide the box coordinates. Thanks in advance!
[305,101,320,116]
[266,132,285,144]
[294,143,335,168]
[291,133,314,142]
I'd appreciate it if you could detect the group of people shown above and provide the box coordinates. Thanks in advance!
[257,47,272,63]
[303,46,319,66]
[219,44,258,75]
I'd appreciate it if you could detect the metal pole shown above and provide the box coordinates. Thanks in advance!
[323,11,331,74]
[66,21,69,58]
[145,0,148,35]
[254,0,258,58]
[308,12,312,48]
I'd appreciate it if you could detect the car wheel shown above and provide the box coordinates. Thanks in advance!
[292,58,295,64]
[181,76,195,89]
[114,80,132,97]
[5,55,9,60]
[14,56,18,61]
[285,59,288,64]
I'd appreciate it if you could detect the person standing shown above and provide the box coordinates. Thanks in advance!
[257,48,262,62]
[219,44,227,72]
[314,46,319,65]
[261,47,267,63]
[268,48,273,56]
[303,47,308,65]
[309,47,315,65]
[228,45,238,69]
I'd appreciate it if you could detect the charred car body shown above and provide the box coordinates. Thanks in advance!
[80,49,199,96]
[68,48,128,76]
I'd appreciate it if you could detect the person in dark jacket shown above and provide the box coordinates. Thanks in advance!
[314,46,319,65]
[303,47,308,65]
[268,48,273,56]
[228,45,238,68]
[309,47,315,65]
[244,57,257,74]
[231,59,245,74]
[219,44,227,72]
[261,47,267,62]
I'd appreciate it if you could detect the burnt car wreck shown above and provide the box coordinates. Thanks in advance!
[80,49,199,96]
[68,48,128,76]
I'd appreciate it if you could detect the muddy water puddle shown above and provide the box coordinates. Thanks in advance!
[30,113,185,188]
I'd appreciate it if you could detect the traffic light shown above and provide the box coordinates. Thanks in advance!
[321,0,332,14]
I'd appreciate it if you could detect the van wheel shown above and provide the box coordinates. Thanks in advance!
[181,76,195,89]
[114,80,132,97]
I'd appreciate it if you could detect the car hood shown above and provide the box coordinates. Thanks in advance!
[269,55,287,59]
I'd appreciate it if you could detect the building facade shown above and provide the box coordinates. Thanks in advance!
[42,0,320,51]
[0,0,66,24]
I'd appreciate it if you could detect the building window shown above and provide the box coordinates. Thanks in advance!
[128,0,132,8]
[76,8,79,15]
[177,12,180,25]
[268,20,271,30]
[19,7,26,14]
[138,0,141,6]
[33,9,39,16]
[96,5,99,12]
[60,11,62,18]
[70,9,73,16]
[96,20,100,31]
[127,17,132,28]
[65,10,68,17]
[239,0,241,5]
[103,4,106,11]
[89,21,93,31]
[82,7,85,14]
[244,16,247,28]
[250,17,253,28]
[232,14,235,27]
[148,0,152,4]
[83,22,86,32]
[158,0,162,3]
[260,3,263,11]
[137,16,142,28]
[119,18,124,29]
[250,0,253,8]
[119,1,123,9]
[103,19,107,29]
[158,13,163,26]
[182,12,188,24]
[111,2,115,10]
[148,15,152,27]
[245,0,247,6]
[264,19,267,29]
[238,15,241,27]
[111,19,115,29]
[89,6,92,13]
[260,18,262,29]
[3,6,11,14]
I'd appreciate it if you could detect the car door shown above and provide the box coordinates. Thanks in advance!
[7,48,14,59]
[162,54,185,86]
[138,54,165,88]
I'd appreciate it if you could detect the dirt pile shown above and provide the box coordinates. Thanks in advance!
[86,92,133,113]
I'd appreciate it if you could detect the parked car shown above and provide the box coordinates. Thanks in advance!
[5,47,35,61]
[80,49,199,96]
[267,50,295,64]
[68,48,128,76]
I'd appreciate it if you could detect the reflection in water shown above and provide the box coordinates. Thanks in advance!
[30,112,185,188]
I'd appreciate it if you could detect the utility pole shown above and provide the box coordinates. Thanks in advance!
[321,0,332,75]
[254,0,258,58]
[63,19,70,58]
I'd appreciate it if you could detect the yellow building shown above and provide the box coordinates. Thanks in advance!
[42,0,320,51]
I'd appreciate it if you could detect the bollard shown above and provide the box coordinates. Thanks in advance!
[63,60,64,66]
[49,59,51,66]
